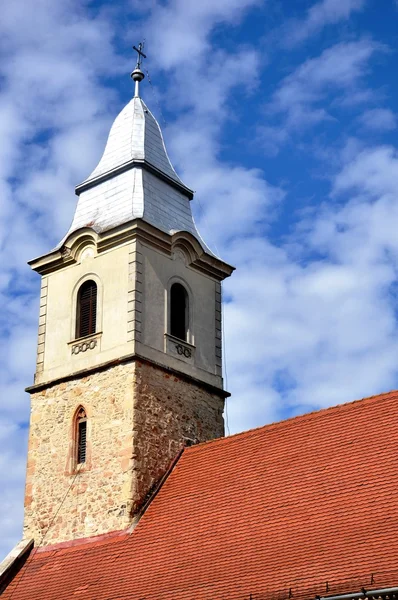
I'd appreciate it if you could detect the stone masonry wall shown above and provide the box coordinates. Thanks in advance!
[131,361,225,513]
[24,364,136,546]
[23,360,225,546]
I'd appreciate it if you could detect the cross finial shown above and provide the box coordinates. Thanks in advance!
[133,41,146,70]
[131,41,147,98]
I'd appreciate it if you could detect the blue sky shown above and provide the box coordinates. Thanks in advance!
[1,0,398,559]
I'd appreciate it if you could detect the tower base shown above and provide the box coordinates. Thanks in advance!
[23,358,225,546]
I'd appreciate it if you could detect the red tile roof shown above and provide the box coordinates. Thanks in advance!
[3,391,398,600]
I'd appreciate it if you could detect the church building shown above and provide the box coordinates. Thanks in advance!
[1,52,398,600]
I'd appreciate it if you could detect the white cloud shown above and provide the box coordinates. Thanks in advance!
[142,8,269,247]
[358,108,397,132]
[222,144,398,433]
[275,40,379,119]
[334,145,398,198]
[282,0,366,47]
[258,40,382,153]
[167,117,284,246]
[143,0,262,69]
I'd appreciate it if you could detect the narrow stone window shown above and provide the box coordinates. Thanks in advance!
[76,407,87,465]
[76,280,97,338]
[170,283,188,341]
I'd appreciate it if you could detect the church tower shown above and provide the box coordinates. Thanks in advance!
[23,52,234,546]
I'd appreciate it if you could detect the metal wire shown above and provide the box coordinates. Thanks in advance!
[194,195,231,436]
[222,299,231,436]
[145,67,168,127]
[8,464,82,599]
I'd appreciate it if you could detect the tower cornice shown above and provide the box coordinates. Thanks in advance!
[28,220,235,280]
[25,353,230,398]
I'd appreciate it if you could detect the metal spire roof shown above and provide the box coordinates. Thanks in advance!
[62,54,212,252]
[78,95,187,191]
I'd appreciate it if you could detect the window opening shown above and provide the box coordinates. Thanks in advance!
[76,280,97,338]
[170,283,188,341]
[76,407,87,465]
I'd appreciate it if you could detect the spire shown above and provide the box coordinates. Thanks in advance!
[131,42,146,98]
[56,47,218,255]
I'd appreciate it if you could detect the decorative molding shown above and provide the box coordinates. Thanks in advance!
[71,338,97,355]
[165,334,195,363]
[29,220,235,281]
[68,332,102,356]
[175,343,192,358]
[172,248,187,265]
[61,247,72,259]
[80,245,95,262]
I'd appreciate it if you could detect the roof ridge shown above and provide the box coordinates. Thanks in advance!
[187,388,398,452]
[140,97,184,186]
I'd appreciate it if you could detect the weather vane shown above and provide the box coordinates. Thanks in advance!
[131,41,147,98]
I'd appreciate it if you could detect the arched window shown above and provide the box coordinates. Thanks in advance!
[75,407,87,465]
[170,283,189,341]
[76,280,97,338]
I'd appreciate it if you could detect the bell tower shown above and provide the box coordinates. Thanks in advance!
[23,50,234,546]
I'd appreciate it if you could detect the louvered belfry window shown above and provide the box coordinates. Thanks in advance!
[170,283,188,341]
[77,280,97,338]
[76,407,87,465]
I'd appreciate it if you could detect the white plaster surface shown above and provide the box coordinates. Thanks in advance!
[36,236,223,389]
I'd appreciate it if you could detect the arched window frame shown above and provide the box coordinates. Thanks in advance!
[167,278,194,345]
[76,280,97,339]
[70,405,90,473]
[71,274,103,342]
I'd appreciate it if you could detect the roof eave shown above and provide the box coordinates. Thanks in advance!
[75,159,194,200]
[0,539,34,594]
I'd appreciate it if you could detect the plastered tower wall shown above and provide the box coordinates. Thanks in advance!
[24,361,224,546]
[34,241,132,385]
[33,233,224,389]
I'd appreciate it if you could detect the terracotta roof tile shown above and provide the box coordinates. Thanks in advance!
[3,390,398,600]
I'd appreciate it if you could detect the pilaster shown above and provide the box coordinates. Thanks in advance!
[127,240,144,344]
[36,277,48,375]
